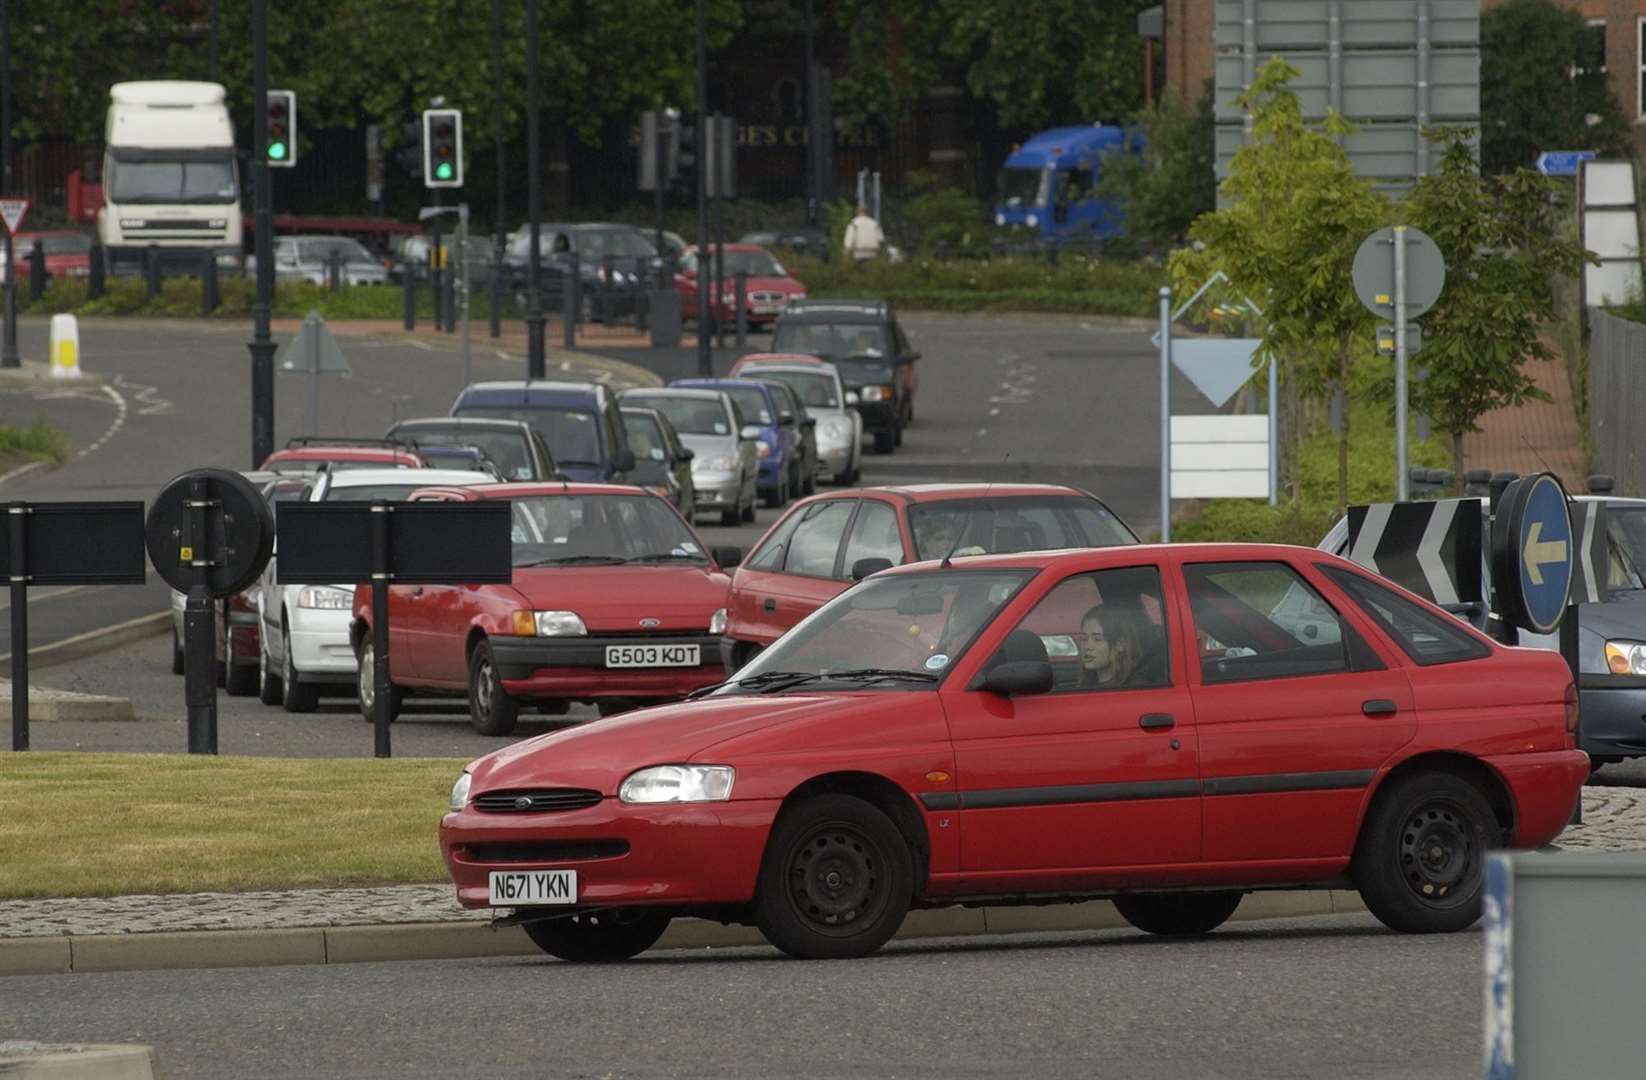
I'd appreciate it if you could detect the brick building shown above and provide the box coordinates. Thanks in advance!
[1160,0,1646,136]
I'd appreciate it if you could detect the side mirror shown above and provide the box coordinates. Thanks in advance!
[845,391,861,405]
[974,661,1055,696]
[613,448,636,473]
[679,447,695,462]
[713,545,743,568]
[740,425,763,441]
[851,557,893,581]
[801,417,816,429]
[779,410,796,426]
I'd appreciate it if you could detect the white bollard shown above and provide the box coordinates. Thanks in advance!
[48,313,82,379]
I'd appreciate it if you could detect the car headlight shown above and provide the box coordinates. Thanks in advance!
[698,455,736,472]
[859,385,895,402]
[449,771,472,811]
[792,292,806,301]
[709,607,728,635]
[756,440,771,458]
[1605,640,1646,675]
[1026,213,1039,228]
[297,586,353,609]
[823,418,851,440]
[510,610,588,636]
[619,764,735,805]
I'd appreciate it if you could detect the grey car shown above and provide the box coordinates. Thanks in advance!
[1320,492,1646,769]
[733,360,863,485]
[617,387,758,527]
[621,406,697,523]
[383,417,558,481]
[270,235,389,287]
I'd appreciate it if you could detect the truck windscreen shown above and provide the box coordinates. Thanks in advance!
[997,167,1049,209]
[108,158,237,204]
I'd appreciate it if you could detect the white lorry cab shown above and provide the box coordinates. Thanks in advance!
[97,81,243,276]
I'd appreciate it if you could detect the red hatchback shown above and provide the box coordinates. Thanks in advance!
[723,484,1137,669]
[440,543,1587,962]
[351,483,741,734]
[675,244,806,328]
[261,438,424,475]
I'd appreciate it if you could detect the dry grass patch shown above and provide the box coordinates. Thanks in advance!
[0,753,468,899]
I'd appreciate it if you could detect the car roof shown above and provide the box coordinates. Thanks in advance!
[672,377,776,394]
[455,380,608,405]
[265,446,416,462]
[390,417,533,433]
[734,353,831,368]
[876,541,1357,575]
[777,299,889,324]
[851,483,1093,503]
[686,243,765,254]
[323,468,501,487]
[620,386,728,402]
[417,481,654,500]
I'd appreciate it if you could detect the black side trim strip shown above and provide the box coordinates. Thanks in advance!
[919,793,961,811]
[960,779,1200,810]
[1202,769,1375,797]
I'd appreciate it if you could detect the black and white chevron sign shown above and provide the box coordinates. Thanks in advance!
[1346,499,1484,607]
[1569,499,1609,606]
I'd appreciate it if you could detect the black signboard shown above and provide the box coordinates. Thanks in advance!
[275,501,512,585]
[0,502,146,585]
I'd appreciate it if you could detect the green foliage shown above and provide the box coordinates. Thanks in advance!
[1097,82,1218,250]
[786,253,1164,316]
[1481,0,1631,175]
[1400,127,1592,473]
[899,172,988,254]
[0,418,71,464]
[830,0,1154,131]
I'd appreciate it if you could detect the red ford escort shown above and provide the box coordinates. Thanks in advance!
[351,483,740,734]
[440,543,1587,961]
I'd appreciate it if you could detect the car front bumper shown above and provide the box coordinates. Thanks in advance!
[287,603,358,682]
[816,442,852,475]
[1577,679,1646,757]
[441,796,781,910]
[488,633,731,700]
[692,471,742,508]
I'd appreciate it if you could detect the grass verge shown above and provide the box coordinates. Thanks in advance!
[0,752,466,899]
[0,418,71,465]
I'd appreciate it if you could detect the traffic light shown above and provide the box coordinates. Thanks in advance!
[397,119,424,179]
[422,108,463,188]
[265,90,296,167]
[670,120,697,184]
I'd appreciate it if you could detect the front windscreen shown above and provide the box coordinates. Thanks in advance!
[720,569,1034,692]
[771,322,890,362]
[323,484,421,502]
[718,250,785,276]
[108,157,237,204]
[510,494,703,567]
[402,428,536,480]
[719,387,773,426]
[1606,505,1646,590]
[623,395,732,437]
[577,229,657,260]
[907,498,1137,560]
[38,234,91,255]
[297,238,374,263]
[997,166,1049,209]
[456,406,600,467]
[752,370,839,409]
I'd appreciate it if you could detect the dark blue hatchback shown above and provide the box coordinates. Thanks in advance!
[450,380,635,484]
[670,377,792,506]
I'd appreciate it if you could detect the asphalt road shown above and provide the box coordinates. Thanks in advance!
[6,914,1483,1080]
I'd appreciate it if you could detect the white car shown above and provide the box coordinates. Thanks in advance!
[255,467,499,712]
[730,358,863,486]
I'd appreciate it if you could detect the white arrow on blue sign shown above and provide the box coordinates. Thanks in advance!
[1535,150,1596,177]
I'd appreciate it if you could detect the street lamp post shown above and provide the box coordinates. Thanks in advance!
[247,0,275,466]
[0,0,17,369]
[525,0,545,378]
[694,0,711,376]
[490,0,504,340]
[803,0,816,229]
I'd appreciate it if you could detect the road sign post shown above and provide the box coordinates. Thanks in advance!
[1490,473,1574,636]
[0,196,29,369]
[1535,150,1595,177]
[1158,287,1171,542]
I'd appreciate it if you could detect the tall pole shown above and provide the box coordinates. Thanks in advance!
[1395,224,1409,501]
[1158,286,1171,543]
[490,0,504,341]
[209,0,220,84]
[694,0,711,376]
[247,0,275,467]
[803,0,817,229]
[525,0,546,378]
[0,0,17,369]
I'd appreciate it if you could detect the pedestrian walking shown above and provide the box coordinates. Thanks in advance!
[842,204,884,263]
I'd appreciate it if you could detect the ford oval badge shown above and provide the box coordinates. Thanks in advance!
[513,796,533,810]
[639,617,661,628]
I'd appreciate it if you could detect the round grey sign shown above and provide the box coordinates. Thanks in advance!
[1352,226,1447,320]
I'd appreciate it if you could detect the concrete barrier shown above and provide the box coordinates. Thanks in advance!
[0,1043,157,1080]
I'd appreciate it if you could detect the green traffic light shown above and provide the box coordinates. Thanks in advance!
[268,141,288,161]
[435,161,454,181]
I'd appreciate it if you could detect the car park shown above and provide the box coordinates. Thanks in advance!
[450,380,635,484]
[617,387,758,526]
[439,542,1587,962]
[384,417,558,482]
[504,222,657,321]
[673,244,806,329]
[728,354,863,486]
[351,482,740,734]
[621,406,697,522]
[751,379,818,499]
[260,437,423,475]
[670,378,797,508]
[771,299,919,454]
[723,484,1137,669]
[256,467,500,712]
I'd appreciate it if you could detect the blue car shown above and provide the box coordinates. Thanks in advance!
[449,379,635,484]
[670,377,794,507]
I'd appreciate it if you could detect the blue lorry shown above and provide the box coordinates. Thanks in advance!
[993,124,1141,247]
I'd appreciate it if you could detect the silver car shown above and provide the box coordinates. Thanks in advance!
[731,359,862,485]
[269,235,389,287]
[617,386,758,526]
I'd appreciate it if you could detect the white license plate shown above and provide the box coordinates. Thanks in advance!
[489,869,577,906]
[606,644,700,668]
[753,303,783,314]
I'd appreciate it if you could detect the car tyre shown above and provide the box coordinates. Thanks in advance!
[763,473,788,510]
[741,492,756,523]
[257,632,283,706]
[224,655,257,697]
[833,463,853,486]
[720,503,741,527]
[753,793,912,960]
[468,639,520,736]
[1351,771,1496,934]
[595,699,634,718]
[171,627,185,675]
[356,638,402,723]
[872,429,895,455]
[803,468,817,496]
[1113,892,1243,936]
[521,910,672,963]
[281,622,320,714]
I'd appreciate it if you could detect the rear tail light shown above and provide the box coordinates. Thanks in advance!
[1564,682,1580,743]
[230,591,256,613]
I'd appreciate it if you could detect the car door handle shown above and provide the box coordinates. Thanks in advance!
[763,598,777,613]
[1138,713,1175,731]
[1362,699,1398,717]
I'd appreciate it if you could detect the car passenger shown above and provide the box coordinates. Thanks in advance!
[1076,603,1157,689]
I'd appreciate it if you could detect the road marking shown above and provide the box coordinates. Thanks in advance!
[406,339,433,352]
[112,375,173,415]
[0,609,170,667]
[72,384,128,461]
[0,585,92,612]
[0,459,46,487]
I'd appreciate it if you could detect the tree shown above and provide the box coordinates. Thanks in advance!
[1168,59,1386,512]
[1400,127,1591,479]
[1481,0,1630,174]
[1095,80,1216,251]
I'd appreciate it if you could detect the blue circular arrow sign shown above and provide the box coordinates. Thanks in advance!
[1491,473,1574,634]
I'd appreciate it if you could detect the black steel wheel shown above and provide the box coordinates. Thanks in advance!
[1352,772,1496,934]
[356,639,402,723]
[1113,892,1243,936]
[467,639,520,736]
[753,794,911,959]
[281,623,319,713]
[522,909,671,962]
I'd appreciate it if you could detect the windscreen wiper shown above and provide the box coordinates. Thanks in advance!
[517,554,628,567]
[750,668,939,693]
[628,552,706,563]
